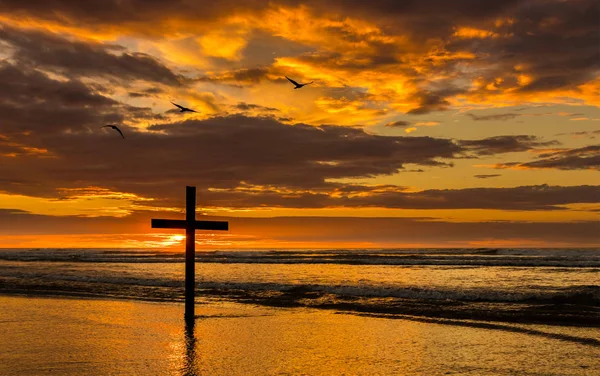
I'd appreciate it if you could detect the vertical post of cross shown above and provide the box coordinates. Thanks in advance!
[185,186,196,321]
[151,187,228,322]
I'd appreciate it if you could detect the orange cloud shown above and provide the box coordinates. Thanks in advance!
[453,26,500,39]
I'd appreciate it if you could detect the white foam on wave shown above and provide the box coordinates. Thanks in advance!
[197,281,600,304]
[1,248,599,267]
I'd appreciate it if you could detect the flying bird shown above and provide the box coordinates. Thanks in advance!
[285,76,314,89]
[171,101,197,113]
[102,125,125,139]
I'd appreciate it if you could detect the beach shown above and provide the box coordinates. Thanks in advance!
[1,295,598,375]
[1,248,599,375]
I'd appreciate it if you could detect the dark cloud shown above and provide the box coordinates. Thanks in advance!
[406,90,452,115]
[385,120,411,127]
[1,88,596,212]
[200,184,599,211]
[467,113,521,121]
[197,67,278,86]
[406,87,467,115]
[493,145,600,171]
[291,45,406,73]
[128,87,165,98]
[0,101,464,200]
[474,174,501,179]
[0,61,125,136]
[0,1,519,42]
[446,0,600,97]
[304,0,520,35]
[1,209,597,246]
[0,25,182,86]
[459,135,559,156]
[555,130,600,139]
[234,102,279,112]
[0,1,270,34]
[241,31,316,67]
[0,59,163,174]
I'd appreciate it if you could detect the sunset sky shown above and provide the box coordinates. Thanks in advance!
[0,0,598,248]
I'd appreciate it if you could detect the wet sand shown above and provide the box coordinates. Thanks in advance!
[0,295,598,375]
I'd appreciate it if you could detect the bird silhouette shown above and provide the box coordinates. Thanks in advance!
[285,76,314,89]
[102,125,125,139]
[171,101,197,113]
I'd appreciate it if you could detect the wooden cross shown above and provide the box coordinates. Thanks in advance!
[151,186,228,321]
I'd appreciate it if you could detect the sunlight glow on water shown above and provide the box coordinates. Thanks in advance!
[0,296,598,376]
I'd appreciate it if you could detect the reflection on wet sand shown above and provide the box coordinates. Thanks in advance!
[1,296,598,375]
[183,319,198,376]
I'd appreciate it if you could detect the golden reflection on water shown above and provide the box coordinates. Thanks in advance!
[1,296,598,375]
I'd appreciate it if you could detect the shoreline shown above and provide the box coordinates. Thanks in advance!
[1,295,598,376]
[2,286,598,328]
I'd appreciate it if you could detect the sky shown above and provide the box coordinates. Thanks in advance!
[0,0,598,248]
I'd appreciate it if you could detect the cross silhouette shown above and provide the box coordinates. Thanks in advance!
[151,186,228,321]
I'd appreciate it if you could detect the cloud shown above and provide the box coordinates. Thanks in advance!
[3,114,597,213]
[201,184,600,211]
[0,100,465,200]
[128,88,165,98]
[0,1,272,38]
[385,121,411,127]
[228,102,281,118]
[459,135,559,155]
[0,0,597,118]
[491,145,600,171]
[196,67,278,86]
[400,119,441,134]
[0,1,597,223]
[234,102,278,112]
[0,57,586,211]
[0,61,160,138]
[474,174,501,179]
[0,25,182,86]
[414,121,440,127]
[555,130,600,139]
[447,0,600,104]
[406,90,454,114]
[467,113,520,121]
[1,209,598,246]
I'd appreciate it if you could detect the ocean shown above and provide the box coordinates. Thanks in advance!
[1,248,598,326]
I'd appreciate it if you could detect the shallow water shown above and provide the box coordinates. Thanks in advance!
[0,296,598,375]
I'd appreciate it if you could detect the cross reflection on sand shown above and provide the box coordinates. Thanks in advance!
[183,320,198,376]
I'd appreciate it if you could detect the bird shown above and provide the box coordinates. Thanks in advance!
[102,125,125,139]
[285,76,314,89]
[171,101,197,113]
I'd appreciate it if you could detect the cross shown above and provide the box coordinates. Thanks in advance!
[151,186,228,321]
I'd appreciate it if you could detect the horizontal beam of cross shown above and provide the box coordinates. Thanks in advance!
[151,219,229,231]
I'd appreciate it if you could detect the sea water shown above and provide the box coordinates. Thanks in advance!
[1,248,598,325]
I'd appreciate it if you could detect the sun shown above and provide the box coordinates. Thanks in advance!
[170,235,186,242]
[151,234,187,248]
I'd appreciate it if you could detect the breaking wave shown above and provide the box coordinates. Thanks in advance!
[1,248,599,326]
[1,248,599,267]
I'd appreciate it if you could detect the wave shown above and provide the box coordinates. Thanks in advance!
[1,267,598,305]
[199,282,600,305]
[1,248,599,267]
[1,248,598,326]
[2,276,598,327]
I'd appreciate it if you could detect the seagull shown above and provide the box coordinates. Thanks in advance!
[171,101,197,113]
[102,125,125,139]
[285,76,314,89]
